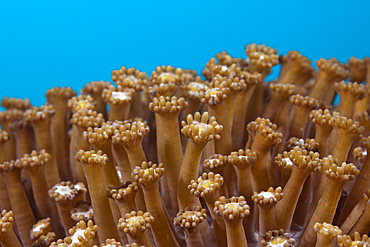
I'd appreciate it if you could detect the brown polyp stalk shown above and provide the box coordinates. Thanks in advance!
[112,120,149,211]
[30,217,52,241]
[222,75,246,129]
[149,96,188,216]
[0,210,22,247]
[179,79,206,123]
[75,150,120,243]
[81,81,112,120]
[314,222,342,247]
[339,137,370,225]
[107,182,138,217]
[0,130,11,211]
[330,115,364,164]
[111,66,148,119]
[70,109,105,188]
[0,109,23,161]
[247,118,282,193]
[337,232,370,247]
[16,150,64,237]
[309,58,349,103]
[102,85,134,121]
[244,44,279,126]
[353,85,370,118]
[261,83,297,123]
[355,111,370,137]
[272,100,291,157]
[231,71,261,150]
[214,196,250,247]
[9,120,35,159]
[188,172,227,247]
[177,111,222,210]
[299,156,359,247]
[278,50,314,86]
[199,79,238,196]
[340,191,370,235]
[173,206,207,247]
[349,197,370,236]
[103,121,132,183]
[50,220,98,247]
[288,94,319,139]
[67,94,96,183]
[203,154,229,197]
[348,57,367,83]
[48,181,83,235]
[261,229,295,247]
[0,160,36,247]
[24,105,61,189]
[117,211,154,247]
[228,149,258,244]
[46,86,77,181]
[335,81,366,119]
[252,187,282,244]
[131,161,181,247]
[274,147,320,232]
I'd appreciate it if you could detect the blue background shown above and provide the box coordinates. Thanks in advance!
[1,0,369,110]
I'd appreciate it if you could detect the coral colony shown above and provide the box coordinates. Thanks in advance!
[1,44,370,247]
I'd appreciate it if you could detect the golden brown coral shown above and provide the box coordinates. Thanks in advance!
[261,229,295,247]
[0,210,22,247]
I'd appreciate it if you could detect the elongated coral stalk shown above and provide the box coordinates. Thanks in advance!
[214,196,250,247]
[102,85,134,121]
[188,172,227,247]
[0,130,11,211]
[81,81,111,119]
[275,147,320,231]
[0,160,36,247]
[178,111,222,209]
[75,150,120,243]
[16,150,63,236]
[46,86,77,181]
[335,81,366,118]
[112,120,149,211]
[24,105,61,188]
[0,109,23,161]
[299,157,359,247]
[131,161,181,247]
[48,181,83,235]
[247,118,282,192]
[149,96,188,215]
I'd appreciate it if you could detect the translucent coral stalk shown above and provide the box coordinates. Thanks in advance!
[112,120,149,211]
[0,160,36,247]
[24,105,61,189]
[107,182,138,217]
[131,161,181,247]
[149,96,188,215]
[299,157,359,247]
[261,83,297,123]
[247,118,282,193]
[178,111,223,209]
[16,150,63,236]
[339,136,370,225]
[188,172,227,247]
[0,109,23,161]
[75,150,120,243]
[275,147,320,232]
[335,81,366,119]
[102,85,134,121]
[0,130,11,211]
[46,86,77,181]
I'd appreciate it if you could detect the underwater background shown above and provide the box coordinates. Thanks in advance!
[0,0,369,110]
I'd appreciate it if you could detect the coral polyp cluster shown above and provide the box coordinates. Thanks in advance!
[0,44,369,247]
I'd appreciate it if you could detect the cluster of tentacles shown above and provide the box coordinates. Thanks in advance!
[0,45,370,247]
